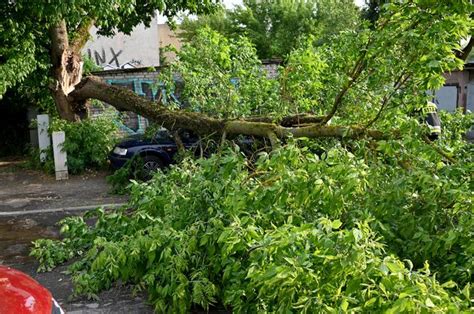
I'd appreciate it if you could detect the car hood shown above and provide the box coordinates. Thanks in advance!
[0,265,53,313]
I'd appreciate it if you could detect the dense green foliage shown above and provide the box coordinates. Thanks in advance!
[51,116,120,173]
[179,0,361,59]
[29,114,119,174]
[166,0,470,123]
[30,1,474,312]
[160,28,280,117]
[82,55,102,75]
[31,117,472,311]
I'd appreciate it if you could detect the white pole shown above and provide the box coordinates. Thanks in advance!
[52,131,68,180]
[37,114,50,162]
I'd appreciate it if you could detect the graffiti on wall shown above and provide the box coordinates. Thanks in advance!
[87,48,144,69]
[105,78,181,134]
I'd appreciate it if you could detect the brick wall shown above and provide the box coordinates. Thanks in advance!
[91,68,161,135]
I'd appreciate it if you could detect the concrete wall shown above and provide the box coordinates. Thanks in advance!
[83,16,159,69]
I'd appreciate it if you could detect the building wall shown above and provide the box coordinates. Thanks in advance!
[83,16,160,69]
[158,24,183,63]
[467,71,474,112]
[91,68,161,134]
[435,67,474,112]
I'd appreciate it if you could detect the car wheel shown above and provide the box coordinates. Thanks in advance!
[141,155,164,180]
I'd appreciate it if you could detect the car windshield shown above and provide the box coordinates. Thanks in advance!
[154,129,174,143]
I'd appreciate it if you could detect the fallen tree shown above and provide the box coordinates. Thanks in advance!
[46,1,470,148]
[49,16,388,143]
[70,76,388,142]
[7,2,471,312]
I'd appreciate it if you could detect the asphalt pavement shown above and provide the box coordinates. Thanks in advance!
[0,163,153,313]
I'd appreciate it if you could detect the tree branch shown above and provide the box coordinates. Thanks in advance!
[320,36,371,125]
[422,135,457,164]
[245,114,325,126]
[456,36,474,61]
[172,131,185,153]
[70,19,95,54]
[71,76,392,142]
[364,72,412,128]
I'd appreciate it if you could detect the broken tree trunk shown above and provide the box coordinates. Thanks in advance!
[71,76,390,141]
[49,20,87,121]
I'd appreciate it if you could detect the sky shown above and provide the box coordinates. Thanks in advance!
[223,0,366,8]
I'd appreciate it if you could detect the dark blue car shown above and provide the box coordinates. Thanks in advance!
[109,129,199,178]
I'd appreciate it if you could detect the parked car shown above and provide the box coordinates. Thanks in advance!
[109,129,200,179]
[109,129,262,179]
[0,265,64,314]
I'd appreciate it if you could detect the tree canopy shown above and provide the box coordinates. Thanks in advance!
[179,0,361,59]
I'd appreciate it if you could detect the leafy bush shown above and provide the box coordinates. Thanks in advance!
[106,157,145,194]
[45,115,119,174]
[26,145,55,174]
[27,114,119,174]
[49,115,119,174]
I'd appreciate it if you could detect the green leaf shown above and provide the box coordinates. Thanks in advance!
[425,297,435,308]
[331,220,343,229]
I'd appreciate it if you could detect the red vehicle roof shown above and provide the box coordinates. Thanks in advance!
[0,265,53,314]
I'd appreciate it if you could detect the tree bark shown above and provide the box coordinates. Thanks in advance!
[71,76,390,141]
[50,20,76,121]
[70,19,95,54]
[49,20,88,121]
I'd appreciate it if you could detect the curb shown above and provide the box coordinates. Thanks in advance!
[0,203,127,217]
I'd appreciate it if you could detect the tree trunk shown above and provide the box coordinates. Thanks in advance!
[49,20,85,121]
[71,76,390,141]
[457,36,474,61]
